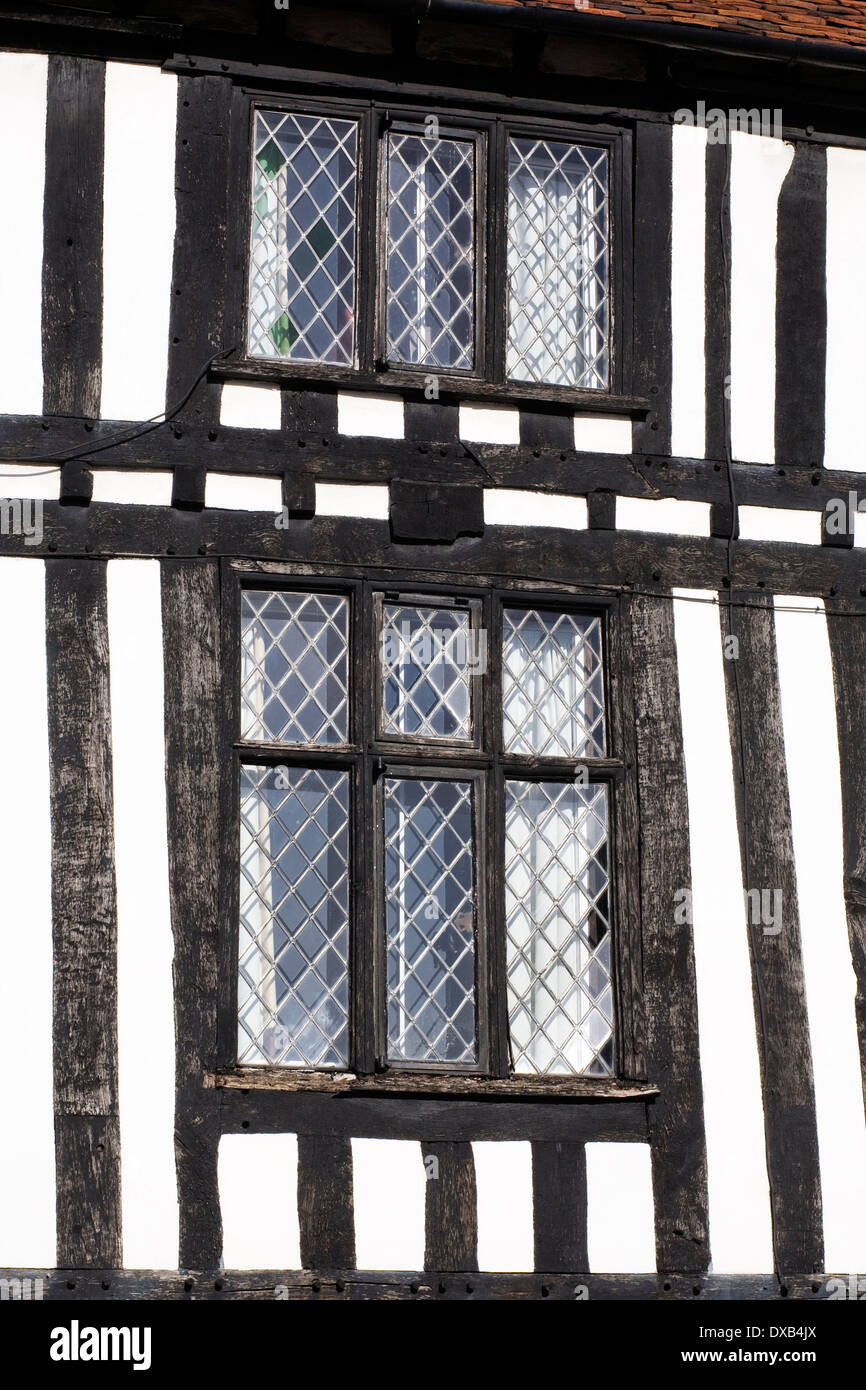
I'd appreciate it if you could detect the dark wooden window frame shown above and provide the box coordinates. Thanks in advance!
[216,560,643,1096]
[222,84,634,411]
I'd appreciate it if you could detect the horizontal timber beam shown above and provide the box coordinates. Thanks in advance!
[0,510,862,601]
[0,414,865,512]
[0,1268,840,1301]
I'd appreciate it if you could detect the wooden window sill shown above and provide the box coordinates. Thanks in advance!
[211,361,649,418]
[206,1068,658,1101]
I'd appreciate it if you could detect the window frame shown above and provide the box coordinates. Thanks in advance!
[218,562,642,1088]
[226,86,633,407]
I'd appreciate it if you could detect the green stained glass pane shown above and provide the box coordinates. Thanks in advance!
[256,138,286,179]
[307,217,337,259]
[248,111,358,364]
[269,312,298,354]
[289,240,317,282]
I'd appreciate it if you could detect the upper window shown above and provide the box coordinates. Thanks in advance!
[245,103,616,393]
[232,580,621,1080]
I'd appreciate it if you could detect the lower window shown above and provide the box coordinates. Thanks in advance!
[231,578,624,1080]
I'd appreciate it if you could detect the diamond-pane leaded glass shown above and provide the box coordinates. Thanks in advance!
[505,781,612,1075]
[385,778,477,1064]
[381,604,473,742]
[248,111,357,365]
[238,765,350,1067]
[385,134,475,369]
[241,590,349,745]
[502,608,605,759]
[506,138,609,389]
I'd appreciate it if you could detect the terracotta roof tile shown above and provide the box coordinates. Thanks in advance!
[469,0,866,50]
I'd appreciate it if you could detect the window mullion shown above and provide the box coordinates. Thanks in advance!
[487,118,508,386]
[354,580,378,1073]
[356,103,380,375]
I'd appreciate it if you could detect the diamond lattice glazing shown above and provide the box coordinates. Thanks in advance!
[502,608,605,758]
[248,111,358,364]
[384,777,477,1064]
[385,133,475,369]
[505,780,613,1075]
[238,765,350,1067]
[381,603,472,741]
[241,590,349,746]
[506,138,609,389]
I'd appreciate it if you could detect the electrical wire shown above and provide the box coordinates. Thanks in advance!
[0,342,239,478]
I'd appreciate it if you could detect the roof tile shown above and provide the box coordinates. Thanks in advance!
[470,0,866,49]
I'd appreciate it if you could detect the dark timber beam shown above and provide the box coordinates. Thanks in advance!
[161,560,224,1270]
[721,596,824,1275]
[631,593,710,1273]
[42,56,105,420]
[167,74,233,430]
[220,1088,649,1142]
[0,513,864,602]
[826,601,866,1112]
[774,144,827,471]
[705,140,731,467]
[632,121,672,456]
[6,412,866,515]
[45,559,120,1267]
[531,1141,588,1273]
[0,1267,833,1300]
[423,1141,478,1271]
[297,1136,356,1269]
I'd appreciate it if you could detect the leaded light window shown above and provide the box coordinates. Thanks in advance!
[244,104,616,393]
[233,581,618,1080]
[384,132,476,370]
[506,139,609,389]
[249,112,358,365]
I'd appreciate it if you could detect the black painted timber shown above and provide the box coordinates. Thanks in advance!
[42,56,105,420]
[46,559,120,1268]
[721,596,824,1275]
[161,561,224,1270]
[631,593,710,1273]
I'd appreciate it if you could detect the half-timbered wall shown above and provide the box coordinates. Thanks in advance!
[1,4,866,1299]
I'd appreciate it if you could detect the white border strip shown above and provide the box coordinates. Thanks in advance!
[108,560,178,1268]
[774,596,866,1271]
[218,1134,301,1270]
[586,1143,655,1273]
[472,1142,533,1272]
[825,147,866,473]
[352,1139,426,1271]
[730,132,794,466]
[0,54,47,417]
[673,589,773,1272]
[671,123,707,460]
[0,559,55,1266]
[101,63,177,421]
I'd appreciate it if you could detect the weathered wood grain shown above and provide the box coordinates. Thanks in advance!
[827,601,866,1111]
[167,75,233,427]
[704,139,730,465]
[632,120,672,455]
[531,1141,588,1272]
[208,1067,657,1100]
[775,143,827,470]
[2,508,865,605]
[2,1267,837,1301]
[721,596,823,1274]
[45,559,120,1267]
[161,560,224,1269]
[297,1136,356,1269]
[42,56,105,419]
[423,1141,478,1271]
[631,592,710,1272]
[220,1089,649,1142]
